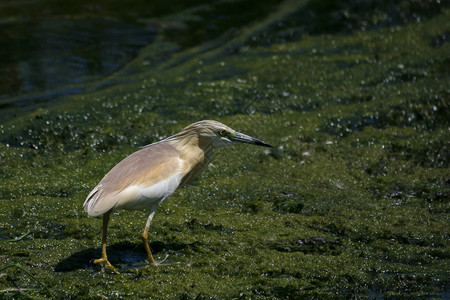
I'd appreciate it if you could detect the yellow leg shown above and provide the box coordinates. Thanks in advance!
[142,225,156,266]
[142,208,170,266]
[93,213,120,274]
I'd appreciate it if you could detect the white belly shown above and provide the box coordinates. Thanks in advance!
[114,172,181,211]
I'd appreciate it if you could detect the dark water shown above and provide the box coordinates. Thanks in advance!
[0,0,280,121]
[0,0,442,122]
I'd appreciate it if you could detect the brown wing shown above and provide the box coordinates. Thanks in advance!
[83,141,181,216]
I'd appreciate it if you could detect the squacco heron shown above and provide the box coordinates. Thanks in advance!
[83,120,272,272]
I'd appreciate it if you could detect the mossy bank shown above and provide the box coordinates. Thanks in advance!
[0,1,449,298]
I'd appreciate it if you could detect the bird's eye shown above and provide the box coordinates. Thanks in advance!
[218,130,227,137]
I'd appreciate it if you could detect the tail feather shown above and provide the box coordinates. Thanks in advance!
[83,185,101,215]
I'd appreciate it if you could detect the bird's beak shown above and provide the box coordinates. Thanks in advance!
[230,132,273,147]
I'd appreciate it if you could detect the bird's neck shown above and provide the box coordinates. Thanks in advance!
[168,135,215,186]
[174,136,214,163]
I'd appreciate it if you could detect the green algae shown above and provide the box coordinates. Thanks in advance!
[1,1,449,299]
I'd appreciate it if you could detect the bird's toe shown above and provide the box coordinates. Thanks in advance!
[93,257,120,274]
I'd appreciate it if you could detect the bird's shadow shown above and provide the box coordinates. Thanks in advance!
[55,240,190,272]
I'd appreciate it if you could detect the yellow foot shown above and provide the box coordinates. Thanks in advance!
[150,254,170,266]
[93,257,120,274]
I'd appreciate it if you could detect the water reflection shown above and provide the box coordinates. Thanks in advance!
[0,0,443,122]
[0,0,280,122]
[0,17,156,99]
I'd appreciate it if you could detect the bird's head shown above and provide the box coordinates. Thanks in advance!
[181,120,273,148]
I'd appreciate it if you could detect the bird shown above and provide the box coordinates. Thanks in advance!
[83,120,273,273]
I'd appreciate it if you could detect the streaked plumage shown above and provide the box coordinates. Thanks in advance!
[83,120,272,272]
